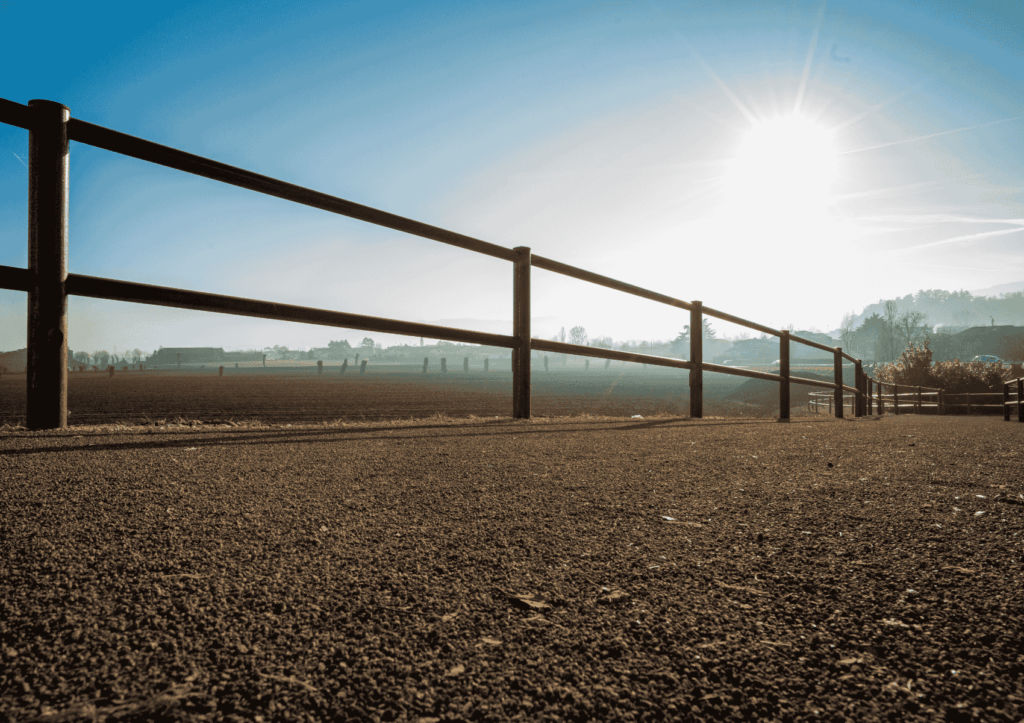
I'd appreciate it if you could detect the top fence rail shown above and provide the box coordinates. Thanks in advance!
[2,96,884,428]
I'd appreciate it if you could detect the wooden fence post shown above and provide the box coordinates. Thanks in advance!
[967,394,972,416]
[219,366,224,377]
[463,357,469,372]
[1004,382,1011,421]
[833,348,844,419]
[544,356,549,372]
[317,360,322,375]
[854,360,864,417]
[441,357,447,373]
[422,357,428,373]
[893,384,899,415]
[779,330,790,420]
[1018,379,1023,422]
[916,386,922,413]
[690,301,703,419]
[867,377,873,415]
[360,359,367,374]
[938,389,945,415]
[26,100,70,430]
[512,246,531,419]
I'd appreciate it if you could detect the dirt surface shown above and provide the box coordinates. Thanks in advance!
[1,414,1022,722]
[0,368,823,427]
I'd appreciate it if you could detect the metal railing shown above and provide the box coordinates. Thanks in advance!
[2,96,875,429]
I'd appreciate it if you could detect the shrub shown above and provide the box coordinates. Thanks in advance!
[874,340,1007,393]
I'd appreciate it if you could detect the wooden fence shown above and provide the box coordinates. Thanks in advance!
[0,96,883,429]
[811,379,1024,422]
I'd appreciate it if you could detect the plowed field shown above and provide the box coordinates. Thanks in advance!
[0,366,835,427]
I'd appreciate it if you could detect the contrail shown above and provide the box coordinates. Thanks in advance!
[838,116,1022,155]
[898,225,1024,252]
[13,152,28,169]
[829,83,923,134]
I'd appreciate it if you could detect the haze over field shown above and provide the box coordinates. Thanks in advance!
[1,0,1021,354]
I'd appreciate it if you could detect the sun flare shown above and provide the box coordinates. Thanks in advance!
[726,115,837,216]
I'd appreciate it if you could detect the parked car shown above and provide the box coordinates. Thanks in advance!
[972,355,1003,364]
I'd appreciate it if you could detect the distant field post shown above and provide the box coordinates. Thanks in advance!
[360,359,367,374]
[108,365,114,378]
[341,359,347,374]
[463,357,468,372]
[779,330,790,420]
[26,100,71,430]
[262,354,266,367]
[441,358,447,373]
[317,360,322,375]
[916,386,923,413]
[544,356,549,372]
[512,246,531,419]
[219,366,224,377]
[422,357,428,373]
[585,359,589,371]
[893,384,899,415]
[833,349,843,419]
[484,358,489,373]
[938,389,945,415]
[1005,382,1011,421]
[689,301,703,418]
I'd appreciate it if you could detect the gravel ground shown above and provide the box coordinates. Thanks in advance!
[1,414,1022,722]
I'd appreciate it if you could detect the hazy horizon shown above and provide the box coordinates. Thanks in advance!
[2,1,1022,354]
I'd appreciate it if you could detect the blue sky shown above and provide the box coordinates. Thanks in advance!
[1,0,1022,355]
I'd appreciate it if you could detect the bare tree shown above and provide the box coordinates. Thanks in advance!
[569,326,588,346]
[839,312,858,355]
[93,350,110,368]
[876,301,901,361]
[895,310,929,352]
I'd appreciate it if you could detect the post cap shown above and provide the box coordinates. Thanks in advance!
[28,99,70,112]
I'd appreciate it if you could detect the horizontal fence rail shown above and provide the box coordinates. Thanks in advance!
[0,95,932,428]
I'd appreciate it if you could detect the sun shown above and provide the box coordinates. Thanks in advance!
[725,115,838,217]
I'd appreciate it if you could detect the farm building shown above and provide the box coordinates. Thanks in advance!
[147,347,227,365]
[0,348,78,373]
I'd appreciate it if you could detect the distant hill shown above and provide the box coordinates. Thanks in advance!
[969,280,1024,298]
[848,288,1024,330]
